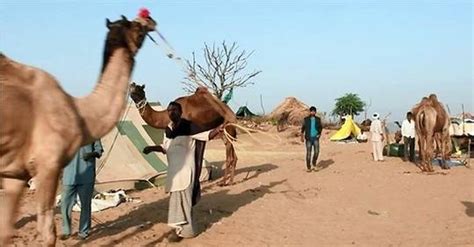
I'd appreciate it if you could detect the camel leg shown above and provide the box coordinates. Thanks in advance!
[416,138,426,172]
[425,135,435,172]
[218,139,232,186]
[0,177,26,246]
[227,143,238,185]
[35,168,60,247]
[217,136,230,186]
[226,126,238,185]
[440,133,451,169]
[219,126,238,186]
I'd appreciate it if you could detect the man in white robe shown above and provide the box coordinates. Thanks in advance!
[370,113,385,162]
[143,101,222,241]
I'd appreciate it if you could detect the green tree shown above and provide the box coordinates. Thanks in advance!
[332,93,366,117]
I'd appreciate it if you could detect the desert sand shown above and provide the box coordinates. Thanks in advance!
[11,129,474,246]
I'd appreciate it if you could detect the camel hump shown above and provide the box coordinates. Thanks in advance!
[195,87,210,94]
[428,94,442,106]
[0,53,8,65]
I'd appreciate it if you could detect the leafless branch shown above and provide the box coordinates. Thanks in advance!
[182,41,262,99]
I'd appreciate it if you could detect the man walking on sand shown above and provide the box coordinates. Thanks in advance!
[301,106,323,172]
[370,113,385,162]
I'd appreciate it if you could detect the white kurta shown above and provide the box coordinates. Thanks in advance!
[401,119,415,138]
[161,128,211,193]
[369,119,384,142]
[369,119,384,161]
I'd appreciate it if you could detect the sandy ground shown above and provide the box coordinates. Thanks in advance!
[11,129,474,246]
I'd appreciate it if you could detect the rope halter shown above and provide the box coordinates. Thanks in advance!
[135,98,147,113]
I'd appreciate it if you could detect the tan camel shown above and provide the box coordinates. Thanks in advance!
[129,83,239,186]
[412,94,451,172]
[0,14,156,246]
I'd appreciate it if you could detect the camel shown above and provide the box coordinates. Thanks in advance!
[0,13,156,246]
[129,83,239,186]
[412,94,451,172]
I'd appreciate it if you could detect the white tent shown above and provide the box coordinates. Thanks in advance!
[94,103,168,191]
[94,103,213,191]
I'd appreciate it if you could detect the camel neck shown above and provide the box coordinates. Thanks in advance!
[75,47,134,144]
[139,103,171,129]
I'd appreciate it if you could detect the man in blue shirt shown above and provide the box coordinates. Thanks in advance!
[60,140,103,240]
[301,106,323,172]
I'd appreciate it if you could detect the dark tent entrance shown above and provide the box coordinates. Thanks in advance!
[236,106,257,118]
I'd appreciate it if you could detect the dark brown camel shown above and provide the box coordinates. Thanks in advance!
[129,83,239,186]
[412,94,451,172]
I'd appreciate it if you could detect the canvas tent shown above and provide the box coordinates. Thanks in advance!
[236,106,257,118]
[94,103,213,191]
[94,103,168,190]
[449,117,474,137]
[330,116,361,141]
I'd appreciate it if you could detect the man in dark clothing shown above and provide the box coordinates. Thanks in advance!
[301,106,323,172]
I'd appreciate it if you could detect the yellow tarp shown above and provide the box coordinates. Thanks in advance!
[330,116,361,141]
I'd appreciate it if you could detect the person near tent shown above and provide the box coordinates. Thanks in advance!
[143,101,223,241]
[401,111,416,162]
[300,106,323,172]
[60,139,103,240]
[369,113,385,162]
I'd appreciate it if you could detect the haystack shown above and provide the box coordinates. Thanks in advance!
[269,97,310,125]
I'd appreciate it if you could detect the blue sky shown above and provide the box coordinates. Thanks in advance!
[1,0,472,121]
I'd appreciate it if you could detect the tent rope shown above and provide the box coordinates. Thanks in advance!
[147,31,208,89]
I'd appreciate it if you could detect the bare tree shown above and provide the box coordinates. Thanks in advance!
[182,41,262,100]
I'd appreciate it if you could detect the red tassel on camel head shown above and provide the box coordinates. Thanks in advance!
[134,7,156,31]
[138,8,150,19]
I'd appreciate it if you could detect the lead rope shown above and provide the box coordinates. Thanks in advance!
[147,32,208,89]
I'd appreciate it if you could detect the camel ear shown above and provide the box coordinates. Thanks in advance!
[121,15,128,21]
[141,85,146,90]
[106,18,112,29]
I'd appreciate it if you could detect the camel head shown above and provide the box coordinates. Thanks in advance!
[129,82,146,103]
[105,9,157,55]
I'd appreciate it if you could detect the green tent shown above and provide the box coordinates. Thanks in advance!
[236,106,257,118]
